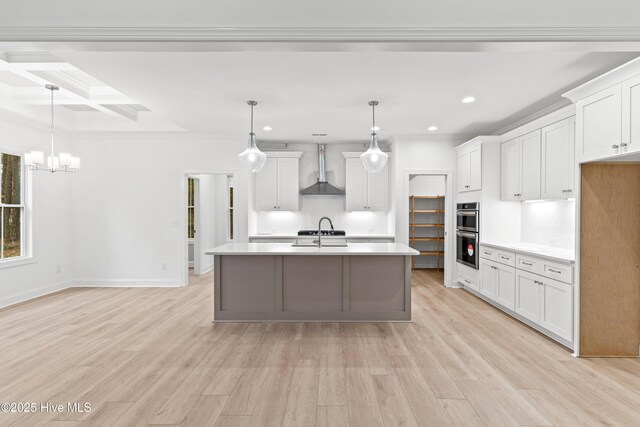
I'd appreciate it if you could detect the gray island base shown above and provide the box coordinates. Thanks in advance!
[206,243,419,322]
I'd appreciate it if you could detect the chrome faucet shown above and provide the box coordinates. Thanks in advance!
[317,216,334,248]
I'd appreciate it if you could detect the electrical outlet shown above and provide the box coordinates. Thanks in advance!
[56,265,62,274]
[161,262,168,271]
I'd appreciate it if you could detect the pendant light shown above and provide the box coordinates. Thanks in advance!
[360,100,388,173]
[238,100,267,173]
[25,84,80,173]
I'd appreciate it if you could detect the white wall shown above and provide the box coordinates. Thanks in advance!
[409,175,445,196]
[72,134,248,287]
[253,142,392,235]
[0,112,75,307]
[521,199,575,249]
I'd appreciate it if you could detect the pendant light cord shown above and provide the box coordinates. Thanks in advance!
[50,86,55,167]
[250,102,254,134]
[372,102,376,134]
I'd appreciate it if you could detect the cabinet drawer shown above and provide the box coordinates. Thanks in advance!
[516,254,543,275]
[496,250,516,267]
[542,261,573,284]
[458,274,479,291]
[479,246,497,261]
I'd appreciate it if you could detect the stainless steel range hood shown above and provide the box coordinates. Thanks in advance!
[300,144,345,195]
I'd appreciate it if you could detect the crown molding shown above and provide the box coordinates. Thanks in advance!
[494,99,574,137]
[563,56,640,102]
[2,26,640,43]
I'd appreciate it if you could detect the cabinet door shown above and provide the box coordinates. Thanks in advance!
[276,158,299,211]
[541,118,575,199]
[254,157,279,211]
[515,271,541,324]
[367,166,389,211]
[457,151,471,192]
[540,277,573,342]
[501,139,521,201]
[576,85,622,163]
[495,264,516,311]
[480,260,497,300]
[520,130,541,200]
[345,158,367,211]
[622,75,640,156]
[468,146,482,191]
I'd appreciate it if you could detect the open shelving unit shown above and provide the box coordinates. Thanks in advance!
[409,195,445,270]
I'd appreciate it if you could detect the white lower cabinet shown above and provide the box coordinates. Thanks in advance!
[474,245,574,346]
[495,264,516,311]
[480,258,515,310]
[516,270,573,342]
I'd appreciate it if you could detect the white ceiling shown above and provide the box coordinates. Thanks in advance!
[1,0,639,28]
[55,51,638,140]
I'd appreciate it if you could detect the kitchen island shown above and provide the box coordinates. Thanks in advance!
[205,242,419,322]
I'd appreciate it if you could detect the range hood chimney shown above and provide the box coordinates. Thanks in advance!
[300,144,345,195]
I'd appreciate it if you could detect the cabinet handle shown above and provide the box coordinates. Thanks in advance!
[483,251,491,255]
[548,268,562,274]
[612,144,620,149]
[566,189,572,193]
[500,256,509,260]
[621,143,628,148]
[464,279,471,284]
[521,261,533,266]
[534,280,543,286]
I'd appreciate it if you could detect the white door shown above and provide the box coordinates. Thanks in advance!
[515,270,541,324]
[468,146,482,191]
[458,151,470,192]
[367,167,389,211]
[540,277,573,342]
[276,158,299,211]
[480,260,497,300]
[541,118,575,199]
[501,139,521,201]
[495,264,516,311]
[576,85,622,163]
[254,157,279,210]
[345,158,367,211]
[622,75,640,156]
[520,130,541,200]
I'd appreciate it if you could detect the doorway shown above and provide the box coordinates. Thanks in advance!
[403,171,453,287]
[184,173,235,286]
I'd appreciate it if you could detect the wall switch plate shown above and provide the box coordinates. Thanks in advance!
[56,265,61,274]
[161,262,168,271]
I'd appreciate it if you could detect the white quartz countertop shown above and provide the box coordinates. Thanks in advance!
[249,234,395,239]
[480,241,575,264]
[206,242,418,256]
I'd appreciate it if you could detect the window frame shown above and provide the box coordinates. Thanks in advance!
[0,149,34,269]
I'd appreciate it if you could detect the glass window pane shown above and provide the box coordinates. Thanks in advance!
[1,153,21,204]
[3,207,21,258]
[188,207,195,239]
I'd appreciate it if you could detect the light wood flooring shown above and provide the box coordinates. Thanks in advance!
[1,270,639,426]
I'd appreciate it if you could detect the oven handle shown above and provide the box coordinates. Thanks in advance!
[456,211,478,216]
[456,231,478,239]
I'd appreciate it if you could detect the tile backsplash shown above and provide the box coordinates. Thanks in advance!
[521,199,575,249]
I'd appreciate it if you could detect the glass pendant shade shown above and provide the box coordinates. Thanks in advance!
[360,133,388,173]
[238,132,267,173]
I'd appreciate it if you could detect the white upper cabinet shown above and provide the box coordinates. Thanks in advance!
[343,154,390,211]
[622,74,640,156]
[575,85,622,163]
[254,153,302,211]
[541,117,575,199]
[501,130,541,201]
[457,145,481,192]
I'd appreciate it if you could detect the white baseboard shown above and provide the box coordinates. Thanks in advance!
[0,280,71,309]
[198,264,214,275]
[71,279,182,288]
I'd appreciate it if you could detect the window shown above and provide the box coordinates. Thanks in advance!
[0,153,24,260]
[187,177,195,239]
[228,176,234,240]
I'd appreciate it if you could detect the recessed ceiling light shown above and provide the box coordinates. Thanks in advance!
[462,96,476,104]
[371,126,380,131]
[312,133,327,137]
[263,126,272,131]
[428,126,438,131]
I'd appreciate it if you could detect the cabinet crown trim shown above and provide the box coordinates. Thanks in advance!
[563,57,640,102]
[455,135,500,152]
